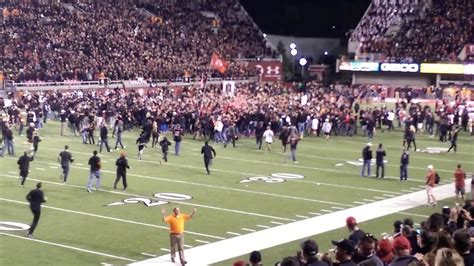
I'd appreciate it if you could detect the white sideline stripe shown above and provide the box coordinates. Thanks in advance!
[256,225,271,229]
[270,221,284,225]
[397,212,429,218]
[7,156,352,208]
[184,245,193,248]
[331,206,344,210]
[130,179,471,266]
[362,199,375,202]
[160,248,170,252]
[353,201,366,205]
[0,232,136,262]
[308,212,321,216]
[226,232,241,236]
[0,198,224,240]
[194,240,210,244]
[320,209,332,213]
[374,196,386,200]
[241,228,256,232]
[295,215,309,219]
[141,253,157,257]
[0,174,294,222]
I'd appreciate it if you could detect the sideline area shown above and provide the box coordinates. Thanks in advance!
[131,179,472,266]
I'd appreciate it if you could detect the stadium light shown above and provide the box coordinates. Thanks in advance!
[299,58,307,66]
[263,33,267,38]
[290,43,296,50]
[324,51,329,56]
[290,49,298,56]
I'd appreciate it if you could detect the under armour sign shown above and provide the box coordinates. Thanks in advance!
[380,63,419,73]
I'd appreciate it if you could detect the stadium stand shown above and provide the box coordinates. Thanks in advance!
[352,0,474,63]
[1,0,274,82]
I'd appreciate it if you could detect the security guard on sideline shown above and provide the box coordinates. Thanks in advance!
[201,141,216,175]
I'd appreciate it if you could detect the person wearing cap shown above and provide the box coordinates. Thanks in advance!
[361,143,373,177]
[389,236,421,266]
[332,239,356,266]
[377,237,393,264]
[248,250,262,266]
[346,216,365,244]
[297,239,328,266]
[425,165,437,206]
[352,234,384,265]
[400,150,409,181]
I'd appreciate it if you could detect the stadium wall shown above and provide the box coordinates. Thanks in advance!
[266,34,340,61]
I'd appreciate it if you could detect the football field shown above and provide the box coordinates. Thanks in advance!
[1,121,473,265]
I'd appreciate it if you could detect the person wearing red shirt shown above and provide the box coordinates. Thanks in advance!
[454,164,466,203]
[425,165,437,206]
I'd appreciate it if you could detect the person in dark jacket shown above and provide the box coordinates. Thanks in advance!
[361,143,372,177]
[31,130,41,158]
[114,151,130,190]
[255,122,264,150]
[447,127,460,153]
[18,151,34,187]
[159,135,172,164]
[136,132,147,160]
[389,236,421,266]
[201,141,216,175]
[279,126,290,153]
[297,239,329,266]
[332,239,357,266]
[224,123,238,148]
[99,123,110,153]
[375,143,386,179]
[26,182,46,238]
[86,150,101,193]
[58,145,74,184]
[400,150,410,181]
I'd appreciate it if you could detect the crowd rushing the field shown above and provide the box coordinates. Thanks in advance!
[354,0,473,63]
[2,0,273,82]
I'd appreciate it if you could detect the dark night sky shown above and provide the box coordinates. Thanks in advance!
[239,0,371,38]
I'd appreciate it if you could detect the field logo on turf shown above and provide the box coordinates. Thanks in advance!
[0,222,30,231]
[106,192,193,207]
[239,173,304,184]
[418,147,448,154]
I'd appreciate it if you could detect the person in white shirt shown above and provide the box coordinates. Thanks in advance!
[322,119,332,140]
[311,116,319,136]
[387,110,395,131]
[263,126,274,151]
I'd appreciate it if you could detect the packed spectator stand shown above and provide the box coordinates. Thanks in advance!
[352,0,474,63]
[1,0,274,83]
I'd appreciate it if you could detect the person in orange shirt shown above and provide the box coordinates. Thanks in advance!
[162,206,196,265]
[425,165,437,206]
[453,164,466,203]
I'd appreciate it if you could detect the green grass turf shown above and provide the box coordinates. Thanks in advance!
[0,121,473,265]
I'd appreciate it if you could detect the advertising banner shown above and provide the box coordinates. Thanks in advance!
[339,62,379,72]
[420,63,464,74]
[246,60,283,82]
[380,63,419,73]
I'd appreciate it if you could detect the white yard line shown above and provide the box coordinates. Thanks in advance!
[331,206,345,210]
[362,199,375,202]
[307,212,321,216]
[383,194,397,197]
[130,179,471,266]
[320,209,333,213]
[35,168,46,171]
[0,198,224,240]
[353,201,366,205]
[256,225,271,229]
[226,232,241,236]
[241,228,256,232]
[0,232,136,262]
[183,245,193,248]
[159,248,170,252]
[374,196,386,200]
[270,221,284,225]
[0,173,299,222]
[295,215,309,219]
